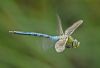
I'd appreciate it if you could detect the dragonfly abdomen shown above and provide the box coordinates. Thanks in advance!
[9,31,51,38]
[30,32,50,38]
[9,31,60,41]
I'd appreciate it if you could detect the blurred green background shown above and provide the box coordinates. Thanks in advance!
[0,0,100,68]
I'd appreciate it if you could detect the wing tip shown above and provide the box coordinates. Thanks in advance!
[78,20,83,24]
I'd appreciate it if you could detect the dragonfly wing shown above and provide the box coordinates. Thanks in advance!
[57,15,64,35]
[42,38,54,51]
[65,20,83,36]
[55,37,68,53]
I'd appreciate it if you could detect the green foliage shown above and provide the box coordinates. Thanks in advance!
[0,0,100,68]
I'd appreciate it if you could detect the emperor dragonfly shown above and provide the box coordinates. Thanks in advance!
[9,16,83,53]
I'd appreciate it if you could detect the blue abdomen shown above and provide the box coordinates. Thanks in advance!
[9,31,60,41]
[49,36,60,42]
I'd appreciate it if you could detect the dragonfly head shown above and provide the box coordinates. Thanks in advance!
[72,39,80,48]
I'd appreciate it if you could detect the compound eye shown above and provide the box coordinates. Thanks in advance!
[73,39,79,48]
[77,42,80,47]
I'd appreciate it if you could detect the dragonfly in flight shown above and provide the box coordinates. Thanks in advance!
[9,16,83,53]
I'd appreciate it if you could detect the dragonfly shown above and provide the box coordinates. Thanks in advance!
[9,16,83,53]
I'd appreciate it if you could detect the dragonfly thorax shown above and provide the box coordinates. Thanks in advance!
[66,36,80,48]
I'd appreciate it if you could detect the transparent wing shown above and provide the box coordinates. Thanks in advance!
[55,37,68,53]
[42,38,54,51]
[57,15,64,35]
[65,20,83,36]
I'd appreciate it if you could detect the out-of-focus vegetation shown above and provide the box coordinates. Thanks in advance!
[0,0,100,68]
